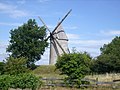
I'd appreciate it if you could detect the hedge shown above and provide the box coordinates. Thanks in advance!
[0,73,42,90]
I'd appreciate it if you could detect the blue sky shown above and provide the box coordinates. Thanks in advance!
[0,0,120,65]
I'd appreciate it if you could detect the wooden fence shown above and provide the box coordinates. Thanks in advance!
[41,78,120,89]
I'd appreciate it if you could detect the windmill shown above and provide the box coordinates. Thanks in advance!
[38,9,72,65]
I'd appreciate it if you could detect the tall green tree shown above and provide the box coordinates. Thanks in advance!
[94,36,120,73]
[7,19,48,69]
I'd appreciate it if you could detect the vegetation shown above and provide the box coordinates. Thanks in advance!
[33,65,120,81]
[33,65,120,89]
[91,36,120,73]
[0,17,120,89]
[33,65,59,74]
[0,62,5,75]
[0,73,42,90]
[55,52,91,87]
[33,65,64,78]
[0,57,43,90]
[6,19,48,69]
[0,19,47,90]
[4,56,29,75]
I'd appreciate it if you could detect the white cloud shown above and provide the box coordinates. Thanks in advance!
[68,39,111,57]
[35,48,49,65]
[67,33,80,39]
[0,44,7,49]
[38,0,50,3]
[108,30,120,35]
[17,0,26,4]
[101,30,120,36]
[0,43,8,61]
[0,53,8,61]
[70,46,101,57]
[69,39,110,46]
[0,2,28,18]
[64,26,78,30]
[0,22,22,26]
[47,25,54,30]
[0,41,8,48]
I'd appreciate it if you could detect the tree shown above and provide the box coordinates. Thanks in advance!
[0,62,5,75]
[55,52,91,86]
[7,19,48,69]
[4,56,29,75]
[91,55,113,73]
[94,36,120,73]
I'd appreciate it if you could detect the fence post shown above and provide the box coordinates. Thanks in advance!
[96,77,98,89]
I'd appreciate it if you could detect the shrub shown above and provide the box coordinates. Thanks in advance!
[4,56,30,75]
[0,73,42,90]
[55,52,91,87]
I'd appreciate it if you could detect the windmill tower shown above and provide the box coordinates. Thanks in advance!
[49,24,69,64]
[39,9,71,64]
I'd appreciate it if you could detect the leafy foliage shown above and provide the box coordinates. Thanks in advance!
[4,56,29,75]
[7,19,48,69]
[92,36,120,73]
[0,62,5,75]
[90,55,112,73]
[0,73,42,90]
[55,52,91,87]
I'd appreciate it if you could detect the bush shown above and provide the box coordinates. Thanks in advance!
[4,56,30,75]
[55,52,91,87]
[0,73,42,90]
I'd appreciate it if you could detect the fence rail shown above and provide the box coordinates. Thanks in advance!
[41,78,120,88]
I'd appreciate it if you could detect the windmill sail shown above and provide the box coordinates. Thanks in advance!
[38,10,72,65]
[49,24,69,64]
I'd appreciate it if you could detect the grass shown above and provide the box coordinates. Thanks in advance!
[33,65,120,90]
[40,87,120,90]
[33,65,65,78]
[33,65,120,81]
[86,73,120,82]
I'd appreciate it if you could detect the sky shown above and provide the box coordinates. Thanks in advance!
[0,0,120,65]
